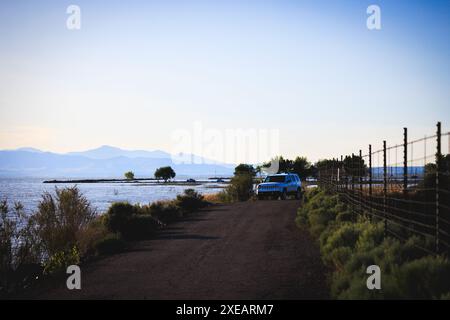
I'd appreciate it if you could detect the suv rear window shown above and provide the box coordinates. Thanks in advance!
[264,176,286,183]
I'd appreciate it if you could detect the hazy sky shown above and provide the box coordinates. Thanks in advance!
[0,0,449,163]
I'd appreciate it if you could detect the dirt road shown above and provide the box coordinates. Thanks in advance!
[28,200,328,299]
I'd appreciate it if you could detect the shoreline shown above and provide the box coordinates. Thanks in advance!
[43,178,229,184]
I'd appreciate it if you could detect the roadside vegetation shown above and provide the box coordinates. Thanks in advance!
[211,164,255,203]
[0,187,208,297]
[296,188,450,299]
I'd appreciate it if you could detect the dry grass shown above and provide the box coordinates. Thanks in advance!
[203,193,224,203]
[203,191,227,203]
[351,183,412,196]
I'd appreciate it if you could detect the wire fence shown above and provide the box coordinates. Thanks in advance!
[317,122,450,255]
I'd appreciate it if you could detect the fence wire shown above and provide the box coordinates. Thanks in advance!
[318,122,450,255]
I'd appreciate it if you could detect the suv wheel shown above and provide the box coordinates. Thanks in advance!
[295,188,301,200]
[280,189,287,200]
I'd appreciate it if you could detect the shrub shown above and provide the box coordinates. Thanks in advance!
[335,210,354,223]
[328,246,352,271]
[76,216,110,258]
[33,187,96,258]
[390,255,450,299]
[43,246,80,275]
[105,202,159,240]
[0,201,40,294]
[308,208,336,236]
[334,241,450,299]
[355,222,384,252]
[104,202,137,235]
[225,174,254,201]
[127,214,159,240]
[176,189,207,213]
[94,233,127,255]
[295,207,309,227]
[147,201,181,224]
[297,187,449,299]
[322,222,364,265]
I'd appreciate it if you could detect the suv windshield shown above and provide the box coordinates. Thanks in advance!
[264,176,286,183]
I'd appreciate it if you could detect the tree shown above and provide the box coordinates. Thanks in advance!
[342,155,367,178]
[260,156,291,174]
[154,166,176,182]
[292,156,312,180]
[234,164,256,176]
[260,156,313,179]
[421,155,450,191]
[124,171,135,180]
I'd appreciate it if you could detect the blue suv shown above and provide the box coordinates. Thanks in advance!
[256,173,302,200]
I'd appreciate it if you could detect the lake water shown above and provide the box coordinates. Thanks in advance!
[0,177,226,214]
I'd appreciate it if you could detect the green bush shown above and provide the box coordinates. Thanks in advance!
[224,174,254,201]
[391,255,450,299]
[308,208,336,236]
[0,201,40,294]
[146,200,181,224]
[105,202,137,234]
[105,202,158,240]
[176,189,207,213]
[333,242,450,299]
[34,187,96,258]
[76,216,111,258]
[43,246,80,275]
[297,188,450,300]
[322,222,364,265]
[127,214,159,240]
[94,233,127,255]
[355,222,384,252]
[296,190,343,236]
[335,210,354,223]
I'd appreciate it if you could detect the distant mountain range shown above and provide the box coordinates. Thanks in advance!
[0,146,234,178]
[67,145,171,160]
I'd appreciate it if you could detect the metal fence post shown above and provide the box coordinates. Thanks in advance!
[359,149,363,215]
[330,158,336,192]
[337,157,341,193]
[369,145,372,195]
[436,122,441,254]
[383,140,387,236]
[351,153,355,216]
[369,144,372,221]
[351,153,355,192]
[404,127,408,195]
[340,154,345,192]
[344,155,348,194]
